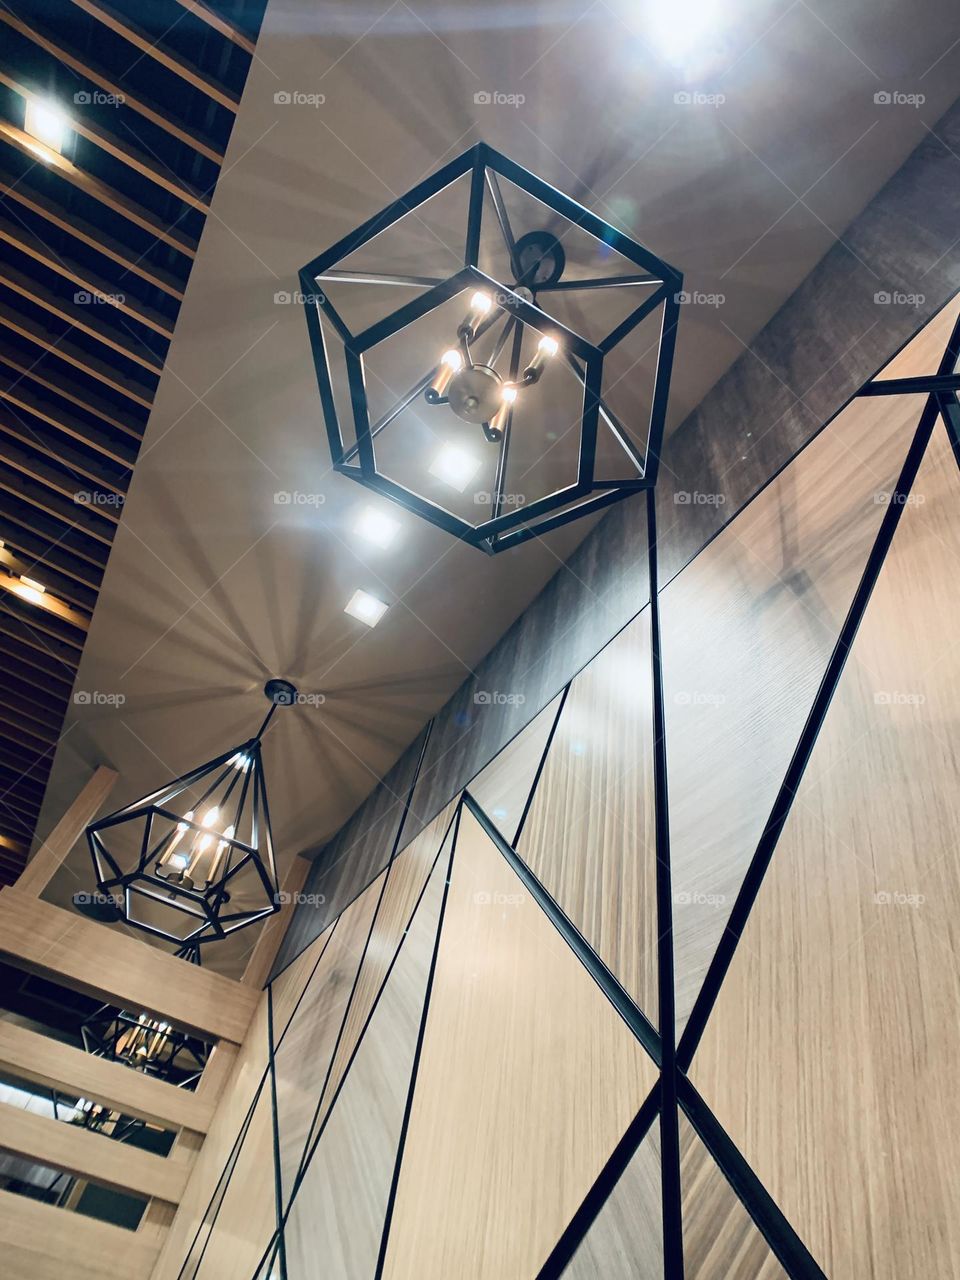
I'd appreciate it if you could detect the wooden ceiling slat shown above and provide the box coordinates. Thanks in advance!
[70,0,241,113]
[0,413,130,496]
[0,576,89,637]
[0,541,99,613]
[0,604,85,660]
[0,298,156,409]
[0,212,176,340]
[0,749,57,787]
[0,702,61,748]
[0,684,69,735]
[0,469,116,553]
[0,9,225,164]
[0,630,81,688]
[0,354,145,444]
[0,162,185,302]
[0,727,58,772]
[0,613,80,674]
[0,375,139,471]
[0,505,109,577]
[1,262,165,376]
[0,436,122,529]
[0,763,49,801]
[0,121,197,260]
[0,70,211,213]
[174,0,256,55]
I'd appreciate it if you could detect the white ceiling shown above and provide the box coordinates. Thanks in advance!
[35,0,960,973]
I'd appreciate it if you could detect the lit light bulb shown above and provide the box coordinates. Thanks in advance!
[429,348,463,398]
[488,384,518,435]
[460,290,494,336]
[525,334,560,381]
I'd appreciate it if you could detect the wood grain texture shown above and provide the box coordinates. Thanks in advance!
[564,1125,662,1279]
[285,846,450,1279]
[306,798,458,1151]
[17,764,116,896]
[469,693,563,844]
[150,999,270,1280]
[0,889,258,1042]
[0,1019,213,1133]
[191,1081,275,1280]
[664,298,960,1035]
[274,870,384,1203]
[383,806,658,1280]
[0,1100,191,1202]
[0,1188,159,1280]
[679,1115,786,1278]
[269,921,334,1039]
[692,421,960,1278]
[517,614,658,1021]
[242,854,311,989]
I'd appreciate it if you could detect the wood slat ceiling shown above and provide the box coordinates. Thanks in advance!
[0,0,267,883]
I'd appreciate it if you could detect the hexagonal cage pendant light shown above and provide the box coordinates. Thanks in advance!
[300,142,682,552]
[82,680,297,948]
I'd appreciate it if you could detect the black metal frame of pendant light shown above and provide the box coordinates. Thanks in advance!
[299,141,683,553]
[79,679,297,949]
[81,1004,208,1086]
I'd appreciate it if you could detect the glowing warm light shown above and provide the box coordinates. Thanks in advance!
[430,348,464,397]
[470,290,492,316]
[429,444,482,492]
[24,98,69,156]
[502,385,518,404]
[344,588,389,627]
[15,575,47,605]
[19,576,45,594]
[355,505,401,549]
[537,335,559,357]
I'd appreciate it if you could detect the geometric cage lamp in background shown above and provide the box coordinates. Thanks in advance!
[300,142,682,552]
[77,679,298,951]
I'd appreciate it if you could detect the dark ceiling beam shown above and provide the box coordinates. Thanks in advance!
[0,69,211,213]
[0,543,95,614]
[174,0,256,55]
[0,354,145,445]
[0,120,196,260]
[0,627,84,688]
[0,612,84,671]
[0,163,186,301]
[0,470,116,552]
[0,414,130,497]
[0,375,140,471]
[0,9,225,164]
[70,0,241,113]
[0,214,176,340]
[0,593,87,650]
[0,436,122,534]
[0,298,157,408]
[0,502,109,581]
[0,266,164,376]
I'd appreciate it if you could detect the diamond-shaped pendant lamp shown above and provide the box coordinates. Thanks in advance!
[81,1004,208,1085]
[300,141,682,552]
[81,679,297,948]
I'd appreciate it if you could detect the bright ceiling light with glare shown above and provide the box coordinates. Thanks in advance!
[647,0,722,63]
[344,588,389,627]
[355,505,401,549]
[428,444,482,493]
[24,98,70,155]
[16,575,46,605]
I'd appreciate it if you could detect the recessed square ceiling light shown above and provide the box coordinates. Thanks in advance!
[344,588,389,627]
[24,99,69,155]
[355,505,401,549]
[428,444,481,493]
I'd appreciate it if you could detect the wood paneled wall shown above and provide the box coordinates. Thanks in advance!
[275,99,960,978]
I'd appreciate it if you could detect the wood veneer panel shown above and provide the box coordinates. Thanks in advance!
[285,845,450,1279]
[564,1125,663,1279]
[692,421,960,1278]
[268,921,334,1040]
[0,889,257,1042]
[305,798,458,1152]
[0,1188,159,1280]
[383,806,658,1280]
[192,1081,275,1280]
[664,355,951,1033]
[468,693,563,843]
[151,1000,270,1280]
[516,614,658,1021]
[274,870,383,1203]
[679,1116,786,1278]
